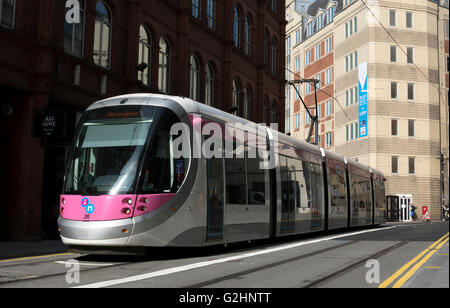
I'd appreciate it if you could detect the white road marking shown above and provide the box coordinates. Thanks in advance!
[74,226,396,288]
[55,261,115,267]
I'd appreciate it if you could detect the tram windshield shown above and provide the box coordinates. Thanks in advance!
[63,105,189,196]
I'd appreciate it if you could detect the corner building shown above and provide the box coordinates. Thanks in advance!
[286,0,449,221]
[0,0,286,240]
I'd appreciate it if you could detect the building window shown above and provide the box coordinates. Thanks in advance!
[207,0,216,29]
[263,96,269,124]
[306,110,311,124]
[305,82,310,95]
[295,56,300,72]
[407,47,414,64]
[392,156,399,174]
[391,82,397,99]
[345,51,358,72]
[445,21,449,39]
[389,10,396,27]
[295,113,300,128]
[408,157,415,174]
[93,1,112,68]
[244,86,251,120]
[317,104,322,119]
[295,29,301,45]
[158,37,171,94]
[305,50,311,66]
[189,55,200,101]
[325,68,332,85]
[325,37,332,54]
[326,132,332,148]
[271,0,277,12]
[271,101,277,123]
[192,0,201,19]
[264,31,269,68]
[406,12,413,28]
[315,44,321,59]
[232,80,240,116]
[271,38,277,74]
[350,122,354,140]
[244,16,251,56]
[390,45,397,62]
[391,119,398,136]
[205,64,214,106]
[408,83,414,100]
[64,0,84,57]
[138,25,151,86]
[408,119,415,137]
[233,6,241,48]
[325,100,332,116]
[0,0,15,28]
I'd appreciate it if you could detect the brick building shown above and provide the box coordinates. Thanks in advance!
[0,0,286,241]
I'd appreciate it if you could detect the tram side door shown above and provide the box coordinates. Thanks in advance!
[206,156,224,241]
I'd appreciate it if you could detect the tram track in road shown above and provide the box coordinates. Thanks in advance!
[183,240,411,289]
[303,240,411,288]
[184,240,360,288]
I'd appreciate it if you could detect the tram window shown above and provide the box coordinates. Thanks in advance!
[309,162,323,210]
[287,157,309,209]
[225,142,247,204]
[247,148,265,205]
[328,166,346,209]
[141,110,188,194]
[280,156,289,209]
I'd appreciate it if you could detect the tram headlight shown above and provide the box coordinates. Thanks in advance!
[122,208,132,215]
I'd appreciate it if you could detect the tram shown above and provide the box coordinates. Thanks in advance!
[58,94,386,252]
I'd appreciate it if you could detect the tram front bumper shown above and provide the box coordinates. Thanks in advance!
[58,217,134,246]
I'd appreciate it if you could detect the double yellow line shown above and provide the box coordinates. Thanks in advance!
[379,232,449,288]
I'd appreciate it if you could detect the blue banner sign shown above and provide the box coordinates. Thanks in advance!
[358,62,368,138]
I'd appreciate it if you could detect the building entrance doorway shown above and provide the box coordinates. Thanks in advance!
[41,145,67,239]
[386,194,413,222]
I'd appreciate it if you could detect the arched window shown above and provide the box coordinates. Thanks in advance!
[93,1,112,68]
[244,86,251,120]
[233,6,241,48]
[244,16,251,56]
[232,80,240,116]
[138,25,151,86]
[158,37,171,93]
[64,0,84,57]
[205,64,214,106]
[271,38,277,74]
[271,100,277,124]
[189,55,200,101]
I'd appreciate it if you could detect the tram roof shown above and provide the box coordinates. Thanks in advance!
[88,94,382,176]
